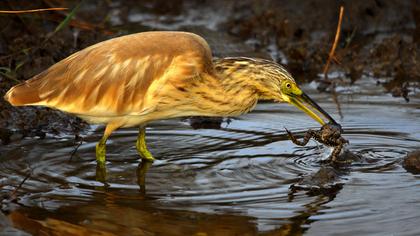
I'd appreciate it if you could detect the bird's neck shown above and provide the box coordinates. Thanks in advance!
[186,59,260,117]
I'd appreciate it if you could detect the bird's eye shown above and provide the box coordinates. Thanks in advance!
[286,83,291,89]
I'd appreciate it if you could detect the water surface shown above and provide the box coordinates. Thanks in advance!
[1,78,419,235]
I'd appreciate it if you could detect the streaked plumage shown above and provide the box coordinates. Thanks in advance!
[5,32,214,126]
[4,31,336,166]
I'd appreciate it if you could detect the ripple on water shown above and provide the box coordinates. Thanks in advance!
[1,88,420,235]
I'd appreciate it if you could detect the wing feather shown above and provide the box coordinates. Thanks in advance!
[4,31,213,118]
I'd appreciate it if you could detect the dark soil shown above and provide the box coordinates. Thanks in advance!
[224,0,420,85]
[0,0,419,143]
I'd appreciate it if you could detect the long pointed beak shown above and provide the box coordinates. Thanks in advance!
[288,92,337,125]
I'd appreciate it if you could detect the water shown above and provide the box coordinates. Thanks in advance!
[1,78,419,235]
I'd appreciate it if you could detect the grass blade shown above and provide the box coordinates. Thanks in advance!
[54,3,82,33]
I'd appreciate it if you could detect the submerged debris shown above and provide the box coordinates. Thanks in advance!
[286,122,349,162]
[402,150,420,174]
[187,117,232,129]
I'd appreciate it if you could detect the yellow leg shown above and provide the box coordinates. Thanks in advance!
[96,123,120,164]
[136,127,155,162]
[96,136,107,164]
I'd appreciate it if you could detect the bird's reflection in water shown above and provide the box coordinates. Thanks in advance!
[136,160,153,194]
[95,162,107,186]
[8,168,343,236]
[94,159,152,194]
[89,154,347,235]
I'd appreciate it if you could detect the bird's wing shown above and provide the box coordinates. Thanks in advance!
[5,32,213,118]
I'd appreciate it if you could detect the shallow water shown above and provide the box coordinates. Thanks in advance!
[1,78,419,235]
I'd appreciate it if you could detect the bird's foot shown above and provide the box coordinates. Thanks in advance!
[94,137,109,186]
[137,147,155,162]
[95,140,107,164]
[136,128,155,162]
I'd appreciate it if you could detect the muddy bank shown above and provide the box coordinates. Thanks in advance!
[223,0,419,95]
[0,0,419,142]
[0,1,108,143]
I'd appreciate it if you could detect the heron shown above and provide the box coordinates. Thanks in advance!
[4,31,337,166]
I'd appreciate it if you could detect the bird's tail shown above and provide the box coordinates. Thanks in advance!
[4,81,42,106]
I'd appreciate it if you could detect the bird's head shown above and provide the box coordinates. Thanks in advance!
[216,57,337,125]
[253,59,337,125]
[276,77,337,125]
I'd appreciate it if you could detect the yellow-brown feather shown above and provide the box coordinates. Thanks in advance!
[4,32,293,130]
[4,31,213,124]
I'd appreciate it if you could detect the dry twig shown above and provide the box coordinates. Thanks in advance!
[323,6,345,119]
[323,5,345,79]
[0,8,67,14]
[10,172,31,201]
[69,139,83,162]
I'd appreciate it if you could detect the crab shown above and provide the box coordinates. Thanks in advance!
[285,122,349,162]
